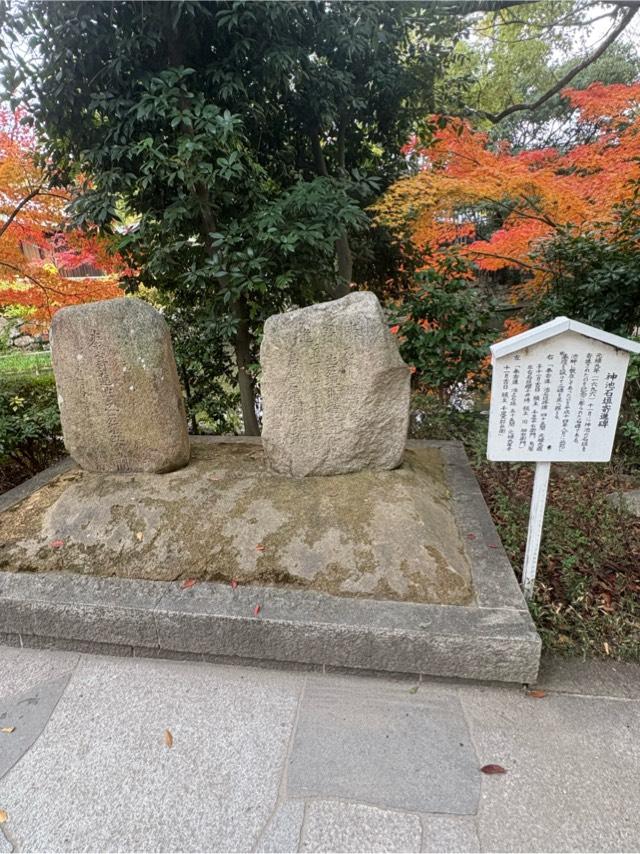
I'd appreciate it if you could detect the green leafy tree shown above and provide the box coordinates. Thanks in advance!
[1,0,459,433]
[389,252,495,404]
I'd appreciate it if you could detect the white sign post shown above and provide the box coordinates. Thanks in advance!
[488,317,640,599]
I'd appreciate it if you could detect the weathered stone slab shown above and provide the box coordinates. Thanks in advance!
[301,801,423,853]
[0,441,473,604]
[460,683,640,852]
[287,679,480,814]
[0,438,542,683]
[51,297,189,473]
[0,656,301,853]
[0,674,72,781]
[606,488,640,516]
[261,292,411,476]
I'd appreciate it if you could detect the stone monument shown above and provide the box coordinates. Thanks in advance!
[261,291,411,477]
[50,297,190,473]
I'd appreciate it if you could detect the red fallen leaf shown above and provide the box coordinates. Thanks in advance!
[180,578,197,590]
[527,689,546,699]
[467,534,476,540]
[231,579,238,590]
[488,544,499,549]
[49,539,65,549]
[481,764,507,775]
[255,544,266,552]
[390,325,400,334]
[253,604,261,616]
[409,365,417,374]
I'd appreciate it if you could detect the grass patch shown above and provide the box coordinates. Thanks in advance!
[0,350,52,377]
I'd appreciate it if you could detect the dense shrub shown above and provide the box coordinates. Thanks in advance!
[0,373,63,493]
[388,252,495,404]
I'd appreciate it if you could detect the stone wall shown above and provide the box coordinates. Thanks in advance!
[0,316,49,351]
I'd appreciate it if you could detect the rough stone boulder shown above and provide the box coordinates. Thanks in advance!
[261,292,411,476]
[51,297,190,473]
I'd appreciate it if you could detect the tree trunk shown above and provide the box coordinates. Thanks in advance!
[233,297,260,436]
[166,20,259,436]
[334,233,352,297]
[311,129,353,299]
[179,365,199,435]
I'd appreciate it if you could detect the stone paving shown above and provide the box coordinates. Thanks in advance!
[0,646,639,853]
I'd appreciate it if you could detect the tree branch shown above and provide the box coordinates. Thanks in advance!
[468,249,546,272]
[482,5,639,123]
[0,188,42,239]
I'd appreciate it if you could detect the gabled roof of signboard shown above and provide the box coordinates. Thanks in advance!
[491,316,640,359]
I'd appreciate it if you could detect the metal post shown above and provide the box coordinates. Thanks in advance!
[521,461,551,600]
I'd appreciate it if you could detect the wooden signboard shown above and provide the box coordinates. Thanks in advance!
[488,317,640,597]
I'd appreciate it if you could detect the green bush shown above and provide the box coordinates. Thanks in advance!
[389,252,495,404]
[618,351,640,467]
[530,201,640,337]
[0,373,63,492]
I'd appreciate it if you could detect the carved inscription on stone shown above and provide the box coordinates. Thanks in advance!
[51,297,190,473]
[260,292,411,477]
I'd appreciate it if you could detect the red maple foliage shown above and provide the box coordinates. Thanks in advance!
[375,82,640,299]
[0,107,123,328]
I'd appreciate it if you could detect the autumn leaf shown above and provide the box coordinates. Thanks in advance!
[180,578,197,590]
[164,729,173,748]
[375,82,640,302]
[0,727,15,734]
[0,108,124,327]
[49,539,65,549]
[527,689,546,699]
[230,579,238,589]
[0,809,7,823]
[255,544,266,552]
[253,604,261,616]
[480,764,507,775]
[467,534,476,540]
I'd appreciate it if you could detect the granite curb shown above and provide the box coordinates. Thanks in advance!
[0,439,541,684]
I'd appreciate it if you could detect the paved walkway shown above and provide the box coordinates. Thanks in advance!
[0,646,639,853]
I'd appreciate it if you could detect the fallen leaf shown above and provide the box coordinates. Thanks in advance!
[255,544,266,552]
[0,727,15,734]
[49,539,64,549]
[408,686,418,694]
[230,579,238,590]
[164,729,173,748]
[480,764,507,775]
[467,533,476,540]
[604,641,610,655]
[180,578,197,590]
[135,531,144,542]
[253,604,261,616]
[527,690,546,699]
[488,544,499,549]
[0,809,7,823]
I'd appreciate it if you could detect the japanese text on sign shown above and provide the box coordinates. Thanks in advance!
[488,332,629,462]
